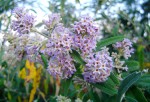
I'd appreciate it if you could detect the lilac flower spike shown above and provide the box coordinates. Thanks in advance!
[72,15,99,57]
[47,55,76,79]
[83,47,113,83]
[113,38,134,59]
[42,14,76,79]
[43,25,73,56]
[11,7,36,35]
[73,14,98,35]
[43,13,61,30]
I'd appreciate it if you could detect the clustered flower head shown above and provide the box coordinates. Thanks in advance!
[4,32,43,64]
[72,14,99,57]
[111,52,128,73]
[25,35,43,63]
[112,38,134,73]
[3,33,29,66]
[6,34,29,59]
[73,15,98,35]
[113,38,134,59]
[72,15,113,83]
[42,14,76,79]
[47,55,76,79]
[43,13,61,31]
[43,24,73,56]
[83,47,113,83]
[56,95,71,102]
[11,7,36,35]
[8,7,135,83]
[56,95,92,102]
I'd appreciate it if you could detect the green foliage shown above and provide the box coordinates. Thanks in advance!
[125,60,140,72]
[70,50,86,65]
[137,45,145,69]
[0,47,4,64]
[117,72,142,102]
[96,36,124,51]
[0,0,15,14]
[128,86,148,102]
[125,96,138,102]
[135,74,150,88]
[40,53,48,68]
[91,76,118,96]
[61,78,73,96]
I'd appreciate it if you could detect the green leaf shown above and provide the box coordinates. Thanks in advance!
[88,86,96,102]
[70,50,86,65]
[0,78,4,88]
[91,78,118,96]
[125,96,138,102]
[61,78,73,96]
[109,72,120,85]
[117,72,141,102]
[40,53,48,68]
[1,61,8,68]
[129,86,148,102]
[29,9,37,13]
[96,36,124,51]
[35,22,43,27]
[125,60,140,72]
[60,0,66,12]
[75,0,80,3]
[82,92,89,102]
[137,45,144,69]
[0,47,4,64]
[112,24,119,36]
[135,74,150,88]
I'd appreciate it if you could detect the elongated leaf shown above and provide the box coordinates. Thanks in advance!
[125,96,138,102]
[61,78,72,96]
[130,86,148,102]
[91,78,118,96]
[40,53,48,68]
[137,45,144,69]
[125,60,140,72]
[112,24,119,36]
[0,48,4,64]
[109,72,120,85]
[70,50,86,65]
[75,0,80,3]
[88,86,96,102]
[96,36,124,51]
[135,74,150,88]
[0,77,4,88]
[117,72,141,102]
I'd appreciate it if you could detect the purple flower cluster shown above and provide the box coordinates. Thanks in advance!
[113,38,134,59]
[10,9,115,82]
[43,25,73,56]
[25,45,42,63]
[13,34,29,59]
[11,8,35,35]
[72,15,113,83]
[83,47,113,83]
[47,55,76,79]
[73,15,98,35]
[42,14,76,79]
[25,40,42,63]
[72,15,99,57]
[73,34,97,57]
[112,52,128,73]
[43,13,61,30]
